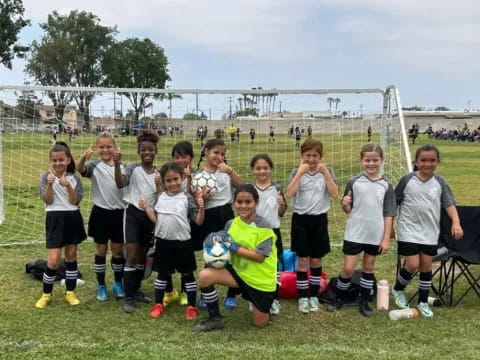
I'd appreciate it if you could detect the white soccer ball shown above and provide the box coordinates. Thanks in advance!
[203,242,231,269]
[192,171,217,193]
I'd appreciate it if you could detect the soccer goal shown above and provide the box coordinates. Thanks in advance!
[0,85,411,246]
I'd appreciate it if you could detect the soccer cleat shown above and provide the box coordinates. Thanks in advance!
[96,285,108,301]
[197,297,208,311]
[35,293,52,309]
[418,302,434,318]
[112,282,125,300]
[192,316,224,332]
[135,290,152,304]
[359,298,374,317]
[308,297,320,312]
[123,297,135,313]
[180,292,188,306]
[223,297,238,310]
[392,288,409,309]
[150,303,164,318]
[64,291,80,306]
[298,297,310,313]
[270,299,281,315]
[185,305,199,320]
[163,289,179,307]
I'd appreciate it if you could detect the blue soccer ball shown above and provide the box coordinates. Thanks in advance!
[203,241,231,269]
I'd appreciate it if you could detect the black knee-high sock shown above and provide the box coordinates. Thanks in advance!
[296,271,308,298]
[310,267,322,299]
[418,271,432,304]
[123,266,137,298]
[154,274,167,304]
[65,261,78,292]
[360,272,375,301]
[182,273,197,306]
[166,275,173,293]
[135,264,145,292]
[226,287,240,298]
[394,267,414,291]
[42,266,57,294]
[201,285,220,318]
[335,275,351,299]
[111,256,125,283]
[94,255,106,286]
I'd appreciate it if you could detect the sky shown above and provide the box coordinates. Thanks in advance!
[1,0,479,111]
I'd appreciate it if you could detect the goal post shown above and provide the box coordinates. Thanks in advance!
[0,85,411,246]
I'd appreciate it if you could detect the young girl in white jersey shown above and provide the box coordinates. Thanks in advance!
[36,142,86,309]
[193,138,244,310]
[392,144,463,317]
[139,162,205,320]
[163,141,195,307]
[77,132,126,302]
[329,144,396,317]
[285,139,339,313]
[250,153,286,315]
[115,130,161,313]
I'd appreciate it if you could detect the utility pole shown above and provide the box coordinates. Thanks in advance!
[227,96,233,120]
[279,101,282,113]
[195,93,199,119]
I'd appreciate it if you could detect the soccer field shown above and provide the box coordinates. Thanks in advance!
[0,134,479,359]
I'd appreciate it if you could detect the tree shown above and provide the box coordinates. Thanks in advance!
[434,106,450,111]
[183,112,207,120]
[327,97,334,114]
[103,37,170,123]
[0,0,30,69]
[26,10,117,130]
[14,88,41,123]
[334,98,341,116]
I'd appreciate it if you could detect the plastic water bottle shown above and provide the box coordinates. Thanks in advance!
[389,308,420,320]
[376,279,389,310]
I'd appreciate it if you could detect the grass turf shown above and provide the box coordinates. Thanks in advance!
[0,133,479,359]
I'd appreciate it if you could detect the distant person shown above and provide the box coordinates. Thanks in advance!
[307,125,312,138]
[367,125,372,142]
[269,126,275,143]
[294,126,301,148]
[236,127,241,142]
[229,124,236,142]
[249,128,256,144]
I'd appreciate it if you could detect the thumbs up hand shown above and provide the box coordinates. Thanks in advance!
[113,146,122,165]
[154,169,161,186]
[47,169,56,184]
[59,172,69,187]
[342,190,352,208]
[83,143,93,160]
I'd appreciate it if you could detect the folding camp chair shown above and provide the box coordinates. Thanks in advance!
[437,206,480,306]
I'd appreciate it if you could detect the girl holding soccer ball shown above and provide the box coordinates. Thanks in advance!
[193,184,277,332]
[192,139,244,309]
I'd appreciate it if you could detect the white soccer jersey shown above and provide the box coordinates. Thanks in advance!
[396,172,456,245]
[343,173,397,245]
[83,160,125,210]
[288,168,336,215]
[122,163,157,210]
[39,173,83,212]
[253,183,285,229]
[153,191,197,240]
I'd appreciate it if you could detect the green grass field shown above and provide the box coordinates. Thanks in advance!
[0,133,479,359]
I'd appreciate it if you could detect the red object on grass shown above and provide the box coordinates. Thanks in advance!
[278,271,328,299]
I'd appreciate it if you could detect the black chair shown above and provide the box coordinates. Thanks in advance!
[395,206,480,306]
[437,206,480,306]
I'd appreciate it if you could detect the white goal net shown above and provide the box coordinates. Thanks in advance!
[0,85,411,246]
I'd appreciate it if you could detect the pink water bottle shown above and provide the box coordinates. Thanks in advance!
[376,279,389,310]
